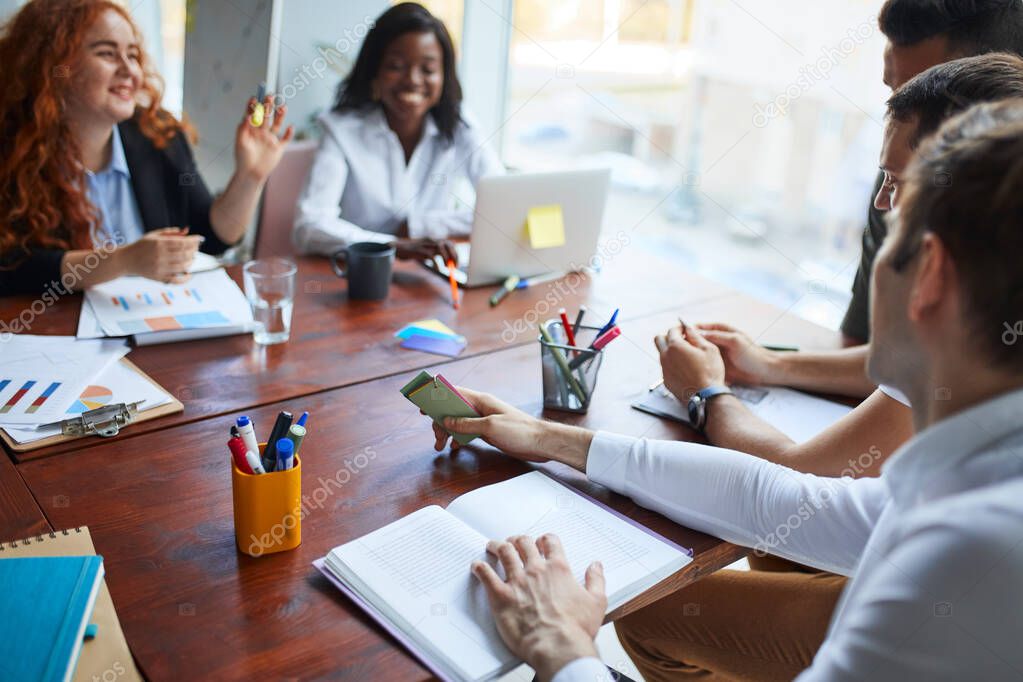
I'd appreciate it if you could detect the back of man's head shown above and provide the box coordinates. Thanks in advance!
[879,0,1023,57]
[887,52,1023,145]
[895,99,1023,371]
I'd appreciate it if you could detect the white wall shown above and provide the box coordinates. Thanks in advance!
[275,0,388,139]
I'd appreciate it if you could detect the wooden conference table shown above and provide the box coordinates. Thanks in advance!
[1,245,842,680]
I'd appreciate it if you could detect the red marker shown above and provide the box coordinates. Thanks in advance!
[559,308,577,350]
[591,325,621,351]
[228,437,254,474]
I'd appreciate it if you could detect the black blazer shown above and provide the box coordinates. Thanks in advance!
[0,116,233,296]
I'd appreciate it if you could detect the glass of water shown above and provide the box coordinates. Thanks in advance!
[243,258,296,345]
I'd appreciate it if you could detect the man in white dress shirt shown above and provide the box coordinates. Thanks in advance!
[427,99,1023,680]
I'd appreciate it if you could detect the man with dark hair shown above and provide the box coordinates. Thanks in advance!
[434,98,1023,682]
[663,0,1023,408]
[655,52,1023,481]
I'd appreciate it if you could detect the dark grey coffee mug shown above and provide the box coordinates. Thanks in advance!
[331,242,395,300]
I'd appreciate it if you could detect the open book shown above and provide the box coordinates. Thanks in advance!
[314,471,691,682]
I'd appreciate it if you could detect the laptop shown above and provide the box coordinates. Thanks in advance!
[423,168,611,287]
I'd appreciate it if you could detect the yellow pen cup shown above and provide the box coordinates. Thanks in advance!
[231,443,302,557]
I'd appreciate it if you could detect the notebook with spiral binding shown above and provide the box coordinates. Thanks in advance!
[0,527,143,682]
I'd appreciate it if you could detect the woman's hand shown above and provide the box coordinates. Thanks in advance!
[117,228,202,283]
[234,95,294,183]
[654,323,727,402]
[393,237,459,266]
[693,322,780,386]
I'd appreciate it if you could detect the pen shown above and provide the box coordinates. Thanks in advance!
[447,259,460,310]
[296,411,309,428]
[245,450,266,475]
[276,438,295,471]
[516,271,565,289]
[559,308,577,349]
[235,416,259,458]
[228,437,254,474]
[263,411,293,472]
[572,306,586,336]
[249,82,266,127]
[591,325,620,351]
[595,308,619,338]
[285,423,306,458]
[489,275,520,307]
[763,344,799,352]
[538,324,587,404]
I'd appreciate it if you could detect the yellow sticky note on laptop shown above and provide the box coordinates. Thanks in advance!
[525,205,565,249]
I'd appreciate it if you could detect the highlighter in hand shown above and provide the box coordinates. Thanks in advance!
[400,371,480,445]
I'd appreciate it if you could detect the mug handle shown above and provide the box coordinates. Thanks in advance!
[331,249,347,278]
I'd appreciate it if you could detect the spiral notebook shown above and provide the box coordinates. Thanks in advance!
[0,527,143,682]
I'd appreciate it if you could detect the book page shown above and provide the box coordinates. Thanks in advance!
[447,471,690,608]
[327,506,515,681]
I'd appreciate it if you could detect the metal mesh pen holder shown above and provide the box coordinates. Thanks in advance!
[539,322,605,413]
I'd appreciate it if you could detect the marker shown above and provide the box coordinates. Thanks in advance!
[538,324,586,404]
[559,308,577,350]
[447,259,460,310]
[489,275,520,307]
[516,271,565,289]
[235,416,259,459]
[763,344,799,352]
[249,82,266,126]
[245,450,266,475]
[591,325,621,351]
[285,423,306,458]
[276,438,294,471]
[228,437,254,474]
[595,308,619,338]
[296,411,309,428]
[263,411,293,472]
[572,306,586,336]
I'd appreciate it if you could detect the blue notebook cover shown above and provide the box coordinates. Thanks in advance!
[0,555,105,682]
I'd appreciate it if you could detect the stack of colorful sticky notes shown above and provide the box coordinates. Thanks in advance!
[395,319,467,357]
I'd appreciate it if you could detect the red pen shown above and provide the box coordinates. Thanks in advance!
[559,308,577,350]
[591,325,621,351]
[228,437,254,474]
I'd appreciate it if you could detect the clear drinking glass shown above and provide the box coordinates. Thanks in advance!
[243,258,296,345]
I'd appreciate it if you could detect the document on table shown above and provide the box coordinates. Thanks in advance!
[80,269,252,340]
[2,360,172,444]
[633,384,853,443]
[0,336,129,425]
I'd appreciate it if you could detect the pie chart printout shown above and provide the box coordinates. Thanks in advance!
[70,385,113,413]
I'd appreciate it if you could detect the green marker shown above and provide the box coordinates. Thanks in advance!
[285,424,306,457]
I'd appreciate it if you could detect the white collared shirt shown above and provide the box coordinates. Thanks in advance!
[554,386,1023,681]
[85,126,145,248]
[292,107,504,255]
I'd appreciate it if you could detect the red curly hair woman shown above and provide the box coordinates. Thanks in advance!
[0,0,293,296]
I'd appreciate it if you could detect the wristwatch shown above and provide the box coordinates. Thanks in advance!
[687,386,733,432]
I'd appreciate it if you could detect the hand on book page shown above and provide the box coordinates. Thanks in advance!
[473,534,604,682]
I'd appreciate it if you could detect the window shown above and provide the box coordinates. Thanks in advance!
[501,0,888,329]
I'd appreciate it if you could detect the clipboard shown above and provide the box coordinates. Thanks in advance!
[0,358,183,453]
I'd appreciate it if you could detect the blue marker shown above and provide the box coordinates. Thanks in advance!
[595,308,619,338]
[276,438,294,471]
[296,411,309,428]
